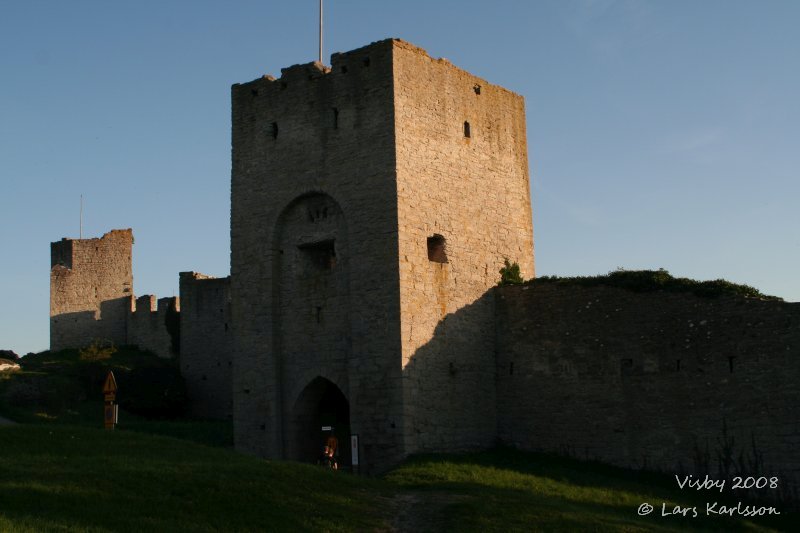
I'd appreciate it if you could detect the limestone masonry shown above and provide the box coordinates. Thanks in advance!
[229,39,533,468]
[50,39,798,491]
[51,229,134,351]
[497,284,800,494]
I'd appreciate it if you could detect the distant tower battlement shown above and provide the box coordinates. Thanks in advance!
[50,229,134,351]
[48,229,230,419]
[49,229,180,360]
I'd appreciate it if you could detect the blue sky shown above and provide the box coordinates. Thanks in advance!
[1,1,798,355]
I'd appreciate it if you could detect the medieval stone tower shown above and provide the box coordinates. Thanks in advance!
[50,229,134,351]
[230,39,534,472]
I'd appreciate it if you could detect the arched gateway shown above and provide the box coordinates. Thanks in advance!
[288,377,351,467]
[273,192,352,465]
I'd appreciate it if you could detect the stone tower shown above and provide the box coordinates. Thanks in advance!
[230,39,534,472]
[50,229,133,351]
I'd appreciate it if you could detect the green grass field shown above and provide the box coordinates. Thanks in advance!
[1,425,795,532]
[0,425,388,532]
[1,349,797,531]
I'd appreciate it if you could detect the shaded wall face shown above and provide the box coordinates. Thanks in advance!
[392,42,535,454]
[179,276,232,420]
[275,194,350,453]
[50,230,133,350]
[496,284,800,490]
[229,40,405,471]
[127,296,179,359]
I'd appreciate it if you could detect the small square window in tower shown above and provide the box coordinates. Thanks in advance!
[427,234,448,263]
[298,240,336,270]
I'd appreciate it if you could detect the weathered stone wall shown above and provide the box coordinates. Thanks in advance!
[127,295,179,359]
[392,41,534,454]
[179,272,232,419]
[48,230,228,419]
[50,229,134,350]
[229,39,404,471]
[496,283,800,490]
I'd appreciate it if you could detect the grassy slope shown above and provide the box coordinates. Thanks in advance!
[0,425,388,533]
[1,427,796,532]
[388,450,796,532]
[1,349,797,531]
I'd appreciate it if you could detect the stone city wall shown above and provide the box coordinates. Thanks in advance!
[179,272,232,419]
[496,283,800,493]
[127,294,179,359]
[50,229,233,420]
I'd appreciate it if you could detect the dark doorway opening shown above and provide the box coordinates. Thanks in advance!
[289,377,351,467]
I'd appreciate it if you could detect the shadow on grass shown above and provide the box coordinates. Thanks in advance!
[395,482,768,532]
[0,425,389,533]
[386,448,798,532]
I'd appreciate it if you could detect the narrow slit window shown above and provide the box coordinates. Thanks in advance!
[620,358,633,376]
[332,108,339,129]
[271,122,278,139]
[427,234,448,263]
[463,121,471,138]
[473,84,481,95]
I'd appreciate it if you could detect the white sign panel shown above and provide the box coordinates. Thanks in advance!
[350,434,359,466]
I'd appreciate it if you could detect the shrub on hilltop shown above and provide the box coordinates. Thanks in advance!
[529,268,781,300]
[0,350,19,361]
[2,345,188,422]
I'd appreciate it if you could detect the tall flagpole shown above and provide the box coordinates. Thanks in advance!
[319,0,323,63]
[80,194,83,239]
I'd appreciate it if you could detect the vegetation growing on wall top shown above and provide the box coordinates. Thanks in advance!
[498,259,524,286]
[525,268,782,301]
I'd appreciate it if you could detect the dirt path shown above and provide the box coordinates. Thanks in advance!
[384,491,467,532]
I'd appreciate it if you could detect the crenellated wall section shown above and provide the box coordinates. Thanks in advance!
[127,294,180,359]
[49,231,229,419]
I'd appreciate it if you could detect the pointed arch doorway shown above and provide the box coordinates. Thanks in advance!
[288,377,351,467]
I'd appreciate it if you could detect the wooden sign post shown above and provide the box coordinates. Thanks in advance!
[103,371,118,429]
